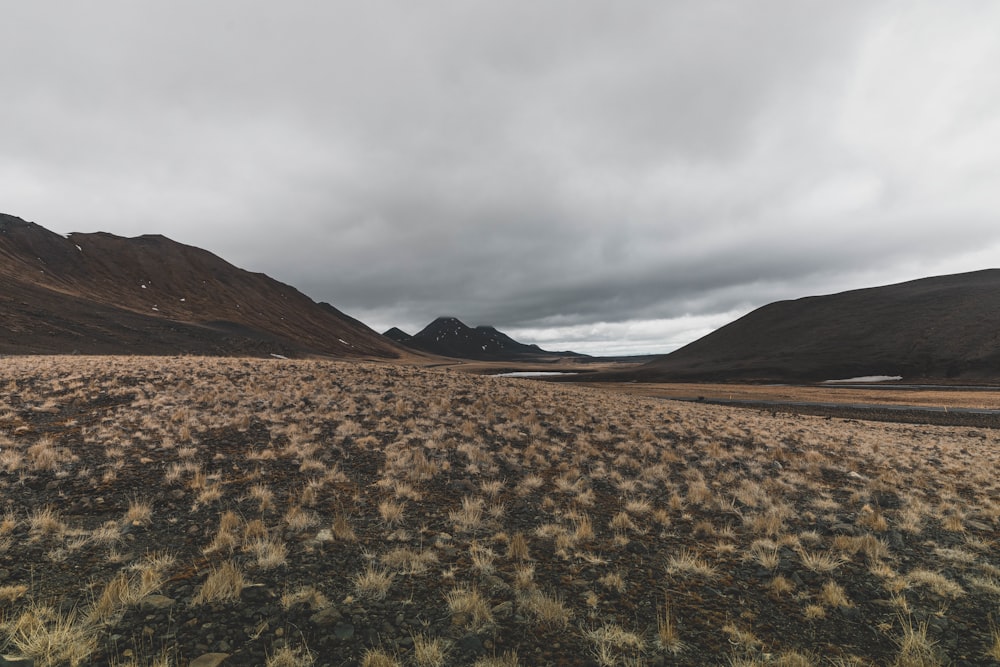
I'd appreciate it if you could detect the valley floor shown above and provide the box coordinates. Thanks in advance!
[595,382,1000,411]
[0,357,998,666]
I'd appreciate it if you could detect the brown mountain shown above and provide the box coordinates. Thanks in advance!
[630,269,1000,382]
[0,213,403,358]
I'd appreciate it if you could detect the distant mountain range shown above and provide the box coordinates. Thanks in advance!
[630,269,1000,382]
[0,213,402,358]
[385,317,583,361]
[6,212,999,381]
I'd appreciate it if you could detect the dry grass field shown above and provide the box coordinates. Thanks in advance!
[0,356,998,666]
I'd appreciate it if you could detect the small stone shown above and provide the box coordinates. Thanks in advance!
[491,601,514,619]
[839,606,861,621]
[141,595,176,611]
[871,490,901,509]
[456,634,484,656]
[333,623,354,641]
[928,616,949,633]
[0,655,35,667]
[888,531,905,550]
[309,606,343,626]
[240,584,275,604]
[188,654,230,667]
[830,523,857,536]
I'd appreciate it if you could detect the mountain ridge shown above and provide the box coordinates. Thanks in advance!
[0,212,403,358]
[628,269,1000,382]
[384,316,583,360]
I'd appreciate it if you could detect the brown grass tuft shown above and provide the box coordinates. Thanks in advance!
[192,561,246,604]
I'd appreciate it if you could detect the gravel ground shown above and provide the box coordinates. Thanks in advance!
[0,356,998,666]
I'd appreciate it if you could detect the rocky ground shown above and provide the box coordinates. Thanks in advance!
[0,357,998,666]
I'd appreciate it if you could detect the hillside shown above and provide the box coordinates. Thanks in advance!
[385,317,582,361]
[382,327,414,345]
[631,269,1000,382]
[0,213,402,358]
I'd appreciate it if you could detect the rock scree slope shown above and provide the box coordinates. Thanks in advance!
[0,212,402,357]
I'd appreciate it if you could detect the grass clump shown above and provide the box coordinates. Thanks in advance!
[445,586,492,631]
[666,549,717,578]
[266,644,315,667]
[584,623,646,666]
[518,589,571,628]
[411,633,450,667]
[353,564,395,601]
[892,618,944,667]
[192,560,246,604]
[472,652,520,667]
[1,602,96,667]
[656,598,686,654]
[360,647,401,667]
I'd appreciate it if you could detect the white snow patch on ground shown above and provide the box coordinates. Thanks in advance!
[270,353,288,359]
[75,244,82,252]
[338,338,353,346]
[822,375,902,384]
[493,372,580,378]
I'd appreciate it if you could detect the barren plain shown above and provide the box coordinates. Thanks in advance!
[0,356,998,666]
[593,383,1000,411]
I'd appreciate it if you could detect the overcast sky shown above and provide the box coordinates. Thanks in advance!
[4,2,1000,355]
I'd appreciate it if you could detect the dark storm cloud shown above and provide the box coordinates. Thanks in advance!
[4,2,1000,354]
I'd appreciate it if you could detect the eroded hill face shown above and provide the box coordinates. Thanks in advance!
[0,213,401,358]
[0,356,997,664]
[635,269,1000,383]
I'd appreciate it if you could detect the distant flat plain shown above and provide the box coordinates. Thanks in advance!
[592,382,1000,411]
[437,359,1000,412]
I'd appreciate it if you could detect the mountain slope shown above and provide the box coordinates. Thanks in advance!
[0,213,403,357]
[387,317,581,360]
[632,269,1000,382]
[382,327,414,345]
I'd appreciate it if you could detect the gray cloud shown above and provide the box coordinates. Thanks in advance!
[4,2,1000,354]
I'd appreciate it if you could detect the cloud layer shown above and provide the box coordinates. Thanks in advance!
[4,2,1000,354]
